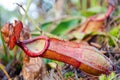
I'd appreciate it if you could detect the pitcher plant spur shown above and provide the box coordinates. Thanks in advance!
[1,20,114,76]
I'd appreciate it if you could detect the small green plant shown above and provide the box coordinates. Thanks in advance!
[64,71,74,78]
[99,72,118,80]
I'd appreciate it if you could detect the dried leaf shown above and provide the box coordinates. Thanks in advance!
[1,20,23,49]
[22,57,43,80]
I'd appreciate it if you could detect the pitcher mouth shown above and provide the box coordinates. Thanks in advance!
[16,36,49,57]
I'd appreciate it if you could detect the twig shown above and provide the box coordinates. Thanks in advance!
[56,64,64,80]
[16,3,64,40]
[50,69,54,80]
[16,3,42,33]
[108,15,120,26]
[113,36,120,43]
[74,69,78,80]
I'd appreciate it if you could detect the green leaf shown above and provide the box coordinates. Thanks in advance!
[99,74,107,80]
[51,18,80,36]
[40,21,53,32]
[109,26,120,38]
[87,6,106,13]
[107,72,115,80]
[109,26,120,46]
[64,71,74,78]
[81,6,106,17]
[99,72,116,80]
[43,58,52,64]
[72,32,85,40]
